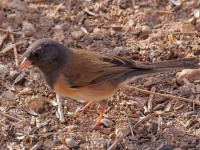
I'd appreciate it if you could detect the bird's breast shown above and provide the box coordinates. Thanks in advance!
[53,75,121,101]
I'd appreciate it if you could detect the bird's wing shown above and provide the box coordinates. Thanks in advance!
[61,49,142,88]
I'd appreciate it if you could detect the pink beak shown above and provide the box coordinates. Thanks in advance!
[20,57,32,69]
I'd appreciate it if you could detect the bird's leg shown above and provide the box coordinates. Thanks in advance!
[91,99,108,130]
[92,105,106,130]
[75,101,96,114]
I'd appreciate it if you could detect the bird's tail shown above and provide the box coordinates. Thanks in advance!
[121,56,200,83]
[136,56,200,71]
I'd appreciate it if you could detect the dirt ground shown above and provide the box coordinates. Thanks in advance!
[0,0,200,149]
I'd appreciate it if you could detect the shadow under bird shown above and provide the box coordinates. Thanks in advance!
[20,39,200,129]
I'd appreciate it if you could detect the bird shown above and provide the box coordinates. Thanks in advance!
[20,39,200,129]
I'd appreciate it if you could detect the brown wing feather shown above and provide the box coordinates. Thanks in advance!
[61,49,134,87]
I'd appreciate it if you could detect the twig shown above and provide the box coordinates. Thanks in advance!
[127,116,134,138]
[170,31,200,36]
[154,10,173,15]
[8,26,19,67]
[131,0,135,8]
[125,85,200,106]
[56,94,65,123]
[108,113,156,150]
[0,28,22,35]
[11,111,25,120]
[0,111,22,122]
[30,141,43,150]
[147,87,156,112]
[1,41,23,53]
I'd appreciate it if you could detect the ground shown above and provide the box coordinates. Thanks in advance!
[0,0,200,150]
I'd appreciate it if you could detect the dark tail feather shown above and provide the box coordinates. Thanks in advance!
[121,56,200,83]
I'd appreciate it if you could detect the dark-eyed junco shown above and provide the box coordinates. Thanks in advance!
[20,39,200,129]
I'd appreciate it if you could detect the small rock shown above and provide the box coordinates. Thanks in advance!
[65,125,78,131]
[117,0,128,9]
[196,23,200,32]
[0,64,8,78]
[150,50,162,59]
[135,23,142,33]
[2,90,15,100]
[93,27,101,34]
[53,25,65,41]
[94,138,111,148]
[142,25,151,34]
[179,23,196,32]
[101,128,112,134]
[0,11,6,25]
[159,145,174,150]
[9,70,18,77]
[7,13,23,25]
[22,21,36,36]
[177,69,200,85]
[65,138,78,147]
[8,0,27,11]
[32,73,40,81]
[26,94,46,112]
[19,87,32,95]
[128,19,135,27]
[43,139,55,148]
[112,46,124,55]
[125,142,139,150]
[151,121,158,134]
[71,30,84,40]
[101,118,114,127]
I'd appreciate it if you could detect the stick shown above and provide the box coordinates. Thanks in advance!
[56,94,65,123]
[125,86,200,106]
[170,31,200,36]
[0,111,22,122]
[0,28,22,35]
[30,141,43,150]
[108,113,156,150]
[127,116,134,138]
[8,26,19,67]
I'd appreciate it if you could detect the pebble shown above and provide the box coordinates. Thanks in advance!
[159,145,174,150]
[7,13,23,25]
[53,25,65,41]
[196,23,200,32]
[112,46,124,55]
[142,25,151,34]
[94,138,111,148]
[26,94,46,112]
[179,23,196,32]
[0,64,8,78]
[19,87,32,95]
[22,21,36,36]
[2,90,15,100]
[125,142,139,150]
[176,69,200,85]
[65,125,78,131]
[8,0,27,11]
[93,27,101,34]
[117,0,128,9]
[65,138,78,147]
[101,128,112,134]
[0,11,6,25]
[151,121,158,134]
[101,118,114,127]
[135,23,142,33]
[71,30,84,40]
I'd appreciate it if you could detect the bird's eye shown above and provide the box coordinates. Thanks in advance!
[33,52,40,58]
